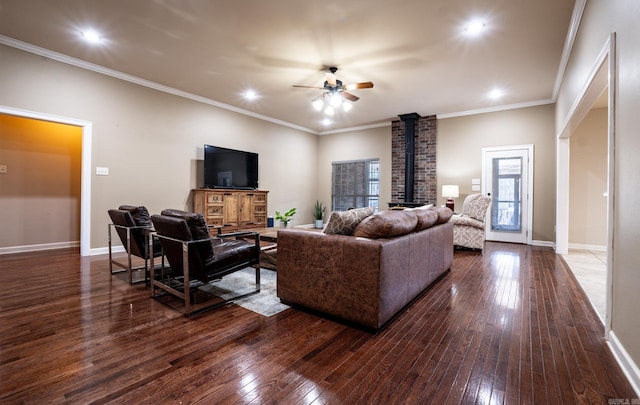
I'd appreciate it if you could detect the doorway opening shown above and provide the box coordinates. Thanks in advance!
[556,34,615,332]
[0,106,92,256]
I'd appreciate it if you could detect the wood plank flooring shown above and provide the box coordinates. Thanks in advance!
[0,243,635,404]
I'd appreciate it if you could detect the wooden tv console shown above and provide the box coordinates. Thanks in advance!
[192,189,268,233]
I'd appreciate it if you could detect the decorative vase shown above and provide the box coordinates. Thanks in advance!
[315,219,323,229]
[280,221,288,228]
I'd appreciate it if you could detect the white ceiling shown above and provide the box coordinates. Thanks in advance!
[0,0,576,133]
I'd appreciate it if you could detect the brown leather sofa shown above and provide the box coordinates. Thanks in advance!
[277,207,454,331]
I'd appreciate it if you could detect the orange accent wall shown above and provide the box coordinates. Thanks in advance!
[0,113,82,249]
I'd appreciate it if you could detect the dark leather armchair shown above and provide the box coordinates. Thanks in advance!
[108,205,163,284]
[150,209,260,316]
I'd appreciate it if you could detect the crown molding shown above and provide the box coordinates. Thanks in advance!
[553,0,587,99]
[437,99,555,119]
[0,35,319,135]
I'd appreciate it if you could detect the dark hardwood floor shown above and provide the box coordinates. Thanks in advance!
[0,243,635,404]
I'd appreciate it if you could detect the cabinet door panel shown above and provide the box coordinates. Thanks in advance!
[223,194,239,226]
[238,195,253,224]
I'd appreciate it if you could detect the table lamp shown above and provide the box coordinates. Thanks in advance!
[442,185,459,212]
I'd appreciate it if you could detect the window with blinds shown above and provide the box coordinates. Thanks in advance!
[331,159,379,211]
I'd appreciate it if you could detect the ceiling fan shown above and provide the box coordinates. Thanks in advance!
[293,67,373,113]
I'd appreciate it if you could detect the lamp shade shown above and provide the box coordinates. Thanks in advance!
[442,185,459,198]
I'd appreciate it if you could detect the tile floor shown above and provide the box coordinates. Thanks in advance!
[561,249,607,322]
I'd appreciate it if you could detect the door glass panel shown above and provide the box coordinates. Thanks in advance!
[492,158,522,232]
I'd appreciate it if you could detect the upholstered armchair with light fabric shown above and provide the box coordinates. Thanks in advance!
[450,194,491,251]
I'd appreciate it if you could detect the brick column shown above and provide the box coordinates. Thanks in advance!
[391,114,437,206]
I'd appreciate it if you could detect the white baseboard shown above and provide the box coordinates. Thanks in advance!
[91,246,124,256]
[568,243,607,252]
[608,331,640,398]
[532,239,555,248]
[0,241,80,255]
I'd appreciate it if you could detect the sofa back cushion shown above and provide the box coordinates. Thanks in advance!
[323,206,375,235]
[430,206,453,224]
[353,210,418,239]
[412,208,439,231]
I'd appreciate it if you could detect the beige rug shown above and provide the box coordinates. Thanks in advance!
[202,267,289,317]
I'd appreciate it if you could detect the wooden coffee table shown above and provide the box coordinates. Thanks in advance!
[248,226,322,242]
[243,228,279,270]
[245,226,323,270]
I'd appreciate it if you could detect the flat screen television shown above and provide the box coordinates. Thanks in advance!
[203,144,259,189]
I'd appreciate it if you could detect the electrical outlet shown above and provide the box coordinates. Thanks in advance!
[0,164,7,174]
[96,167,109,176]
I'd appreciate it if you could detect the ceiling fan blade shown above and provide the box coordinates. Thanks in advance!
[292,85,324,89]
[342,92,360,102]
[326,72,337,86]
[344,82,374,90]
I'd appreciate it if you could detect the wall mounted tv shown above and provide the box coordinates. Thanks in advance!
[203,145,259,189]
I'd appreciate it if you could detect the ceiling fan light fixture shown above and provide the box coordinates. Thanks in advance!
[312,97,324,111]
[329,92,343,107]
[295,67,373,117]
[324,105,335,116]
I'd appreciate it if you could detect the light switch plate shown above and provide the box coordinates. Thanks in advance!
[0,164,7,174]
[96,167,109,176]
[471,178,480,185]
[472,185,481,191]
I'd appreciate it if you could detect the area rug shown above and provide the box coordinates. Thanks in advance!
[201,268,289,317]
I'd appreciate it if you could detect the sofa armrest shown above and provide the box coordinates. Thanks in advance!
[276,229,392,328]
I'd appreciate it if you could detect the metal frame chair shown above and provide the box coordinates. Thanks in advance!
[150,212,260,316]
[108,206,163,284]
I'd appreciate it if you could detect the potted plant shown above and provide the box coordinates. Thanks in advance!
[275,207,296,228]
[313,200,326,229]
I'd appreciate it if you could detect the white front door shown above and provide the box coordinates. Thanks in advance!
[482,145,533,244]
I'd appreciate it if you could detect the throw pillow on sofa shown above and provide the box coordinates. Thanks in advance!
[323,206,375,235]
[353,210,418,239]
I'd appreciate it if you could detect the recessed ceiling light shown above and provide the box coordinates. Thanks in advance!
[487,88,505,99]
[243,89,259,100]
[80,29,103,44]
[322,118,332,126]
[465,20,486,35]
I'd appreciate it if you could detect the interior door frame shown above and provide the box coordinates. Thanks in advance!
[481,144,534,245]
[556,34,615,336]
[0,105,92,257]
